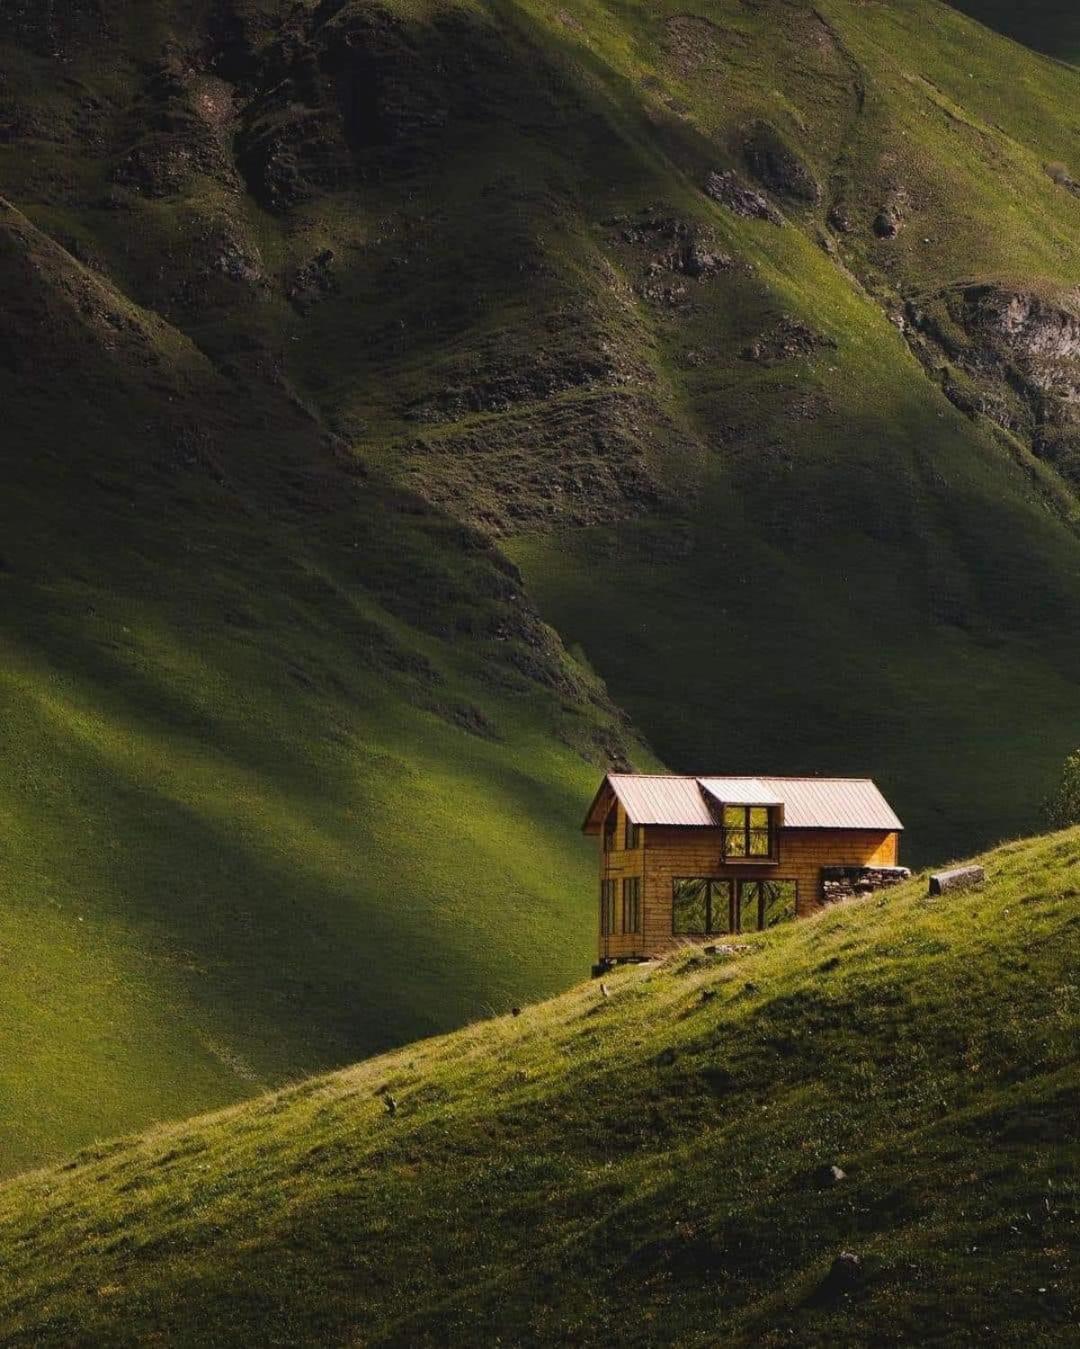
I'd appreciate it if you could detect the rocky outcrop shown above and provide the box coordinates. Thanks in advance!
[741,121,820,205]
[906,283,1080,490]
[234,5,488,211]
[612,214,738,305]
[399,389,667,534]
[287,249,338,312]
[741,316,836,365]
[704,170,784,225]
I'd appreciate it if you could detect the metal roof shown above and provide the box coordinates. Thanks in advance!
[699,777,783,808]
[598,775,717,828]
[583,774,903,832]
[760,777,903,831]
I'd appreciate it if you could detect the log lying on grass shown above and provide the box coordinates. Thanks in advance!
[928,866,985,896]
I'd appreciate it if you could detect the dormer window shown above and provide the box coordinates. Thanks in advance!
[722,805,775,859]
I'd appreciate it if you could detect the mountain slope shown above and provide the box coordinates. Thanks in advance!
[0,829,1076,1346]
[0,192,642,1174]
[500,0,1080,864]
[949,3,1080,63]
[1,0,1080,1174]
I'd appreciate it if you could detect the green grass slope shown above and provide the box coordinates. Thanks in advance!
[500,0,1080,864]
[0,192,643,1175]
[0,829,1076,1346]
[2,0,1080,1174]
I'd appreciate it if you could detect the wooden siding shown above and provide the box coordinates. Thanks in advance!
[597,797,646,961]
[597,817,899,960]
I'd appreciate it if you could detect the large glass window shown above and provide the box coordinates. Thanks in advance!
[672,878,733,936]
[622,877,641,934]
[600,879,616,935]
[722,806,774,859]
[737,879,797,932]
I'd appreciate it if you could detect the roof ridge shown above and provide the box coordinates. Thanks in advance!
[607,772,697,779]
[610,772,879,783]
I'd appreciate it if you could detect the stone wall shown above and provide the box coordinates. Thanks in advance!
[821,865,911,903]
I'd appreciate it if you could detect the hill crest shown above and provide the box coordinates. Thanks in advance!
[0,827,1077,1345]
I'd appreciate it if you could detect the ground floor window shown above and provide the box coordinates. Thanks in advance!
[673,878,797,936]
[622,876,641,934]
[737,879,797,931]
[600,880,616,936]
[672,878,734,936]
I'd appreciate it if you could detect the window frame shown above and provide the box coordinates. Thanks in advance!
[624,813,641,851]
[735,878,798,932]
[622,876,641,935]
[671,877,735,937]
[721,805,776,862]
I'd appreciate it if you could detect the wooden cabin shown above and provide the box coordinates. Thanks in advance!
[583,773,906,971]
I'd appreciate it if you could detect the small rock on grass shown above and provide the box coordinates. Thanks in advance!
[830,1251,861,1286]
[808,1250,862,1305]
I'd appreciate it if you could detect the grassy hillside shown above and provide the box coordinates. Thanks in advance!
[1,0,1080,1175]
[0,828,1075,1345]
[949,3,1080,63]
[501,0,1080,864]
[0,193,643,1174]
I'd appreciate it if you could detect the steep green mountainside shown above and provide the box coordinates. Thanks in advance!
[0,830,1076,1346]
[500,0,1080,866]
[949,3,1080,63]
[0,193,639,1173]
[2,0,1080,1173]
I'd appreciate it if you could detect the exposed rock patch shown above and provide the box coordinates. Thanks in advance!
[399,390,666,534]
[212,236,264,287]
[828,202,855,234]
[234,5,497,211]
[1046,161,1080,196]
[808,1251,864,1305]
[741,121,820,204]
[614,214,738,306]
[873,189,909,240]
[907,283,1080,491]
[662,14,744,79]
[287,249,338,312]
[741,317,836,364]
[111,56,241,199]
[704,170,784,225]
